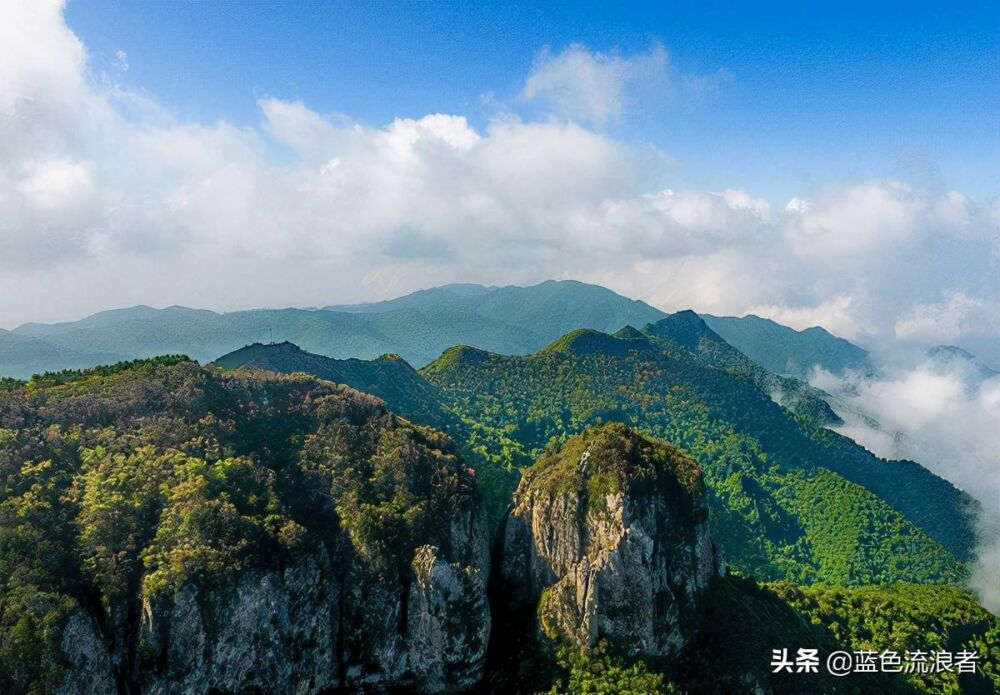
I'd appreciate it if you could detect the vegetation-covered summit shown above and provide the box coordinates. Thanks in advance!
[420,316,974,586]
[211,340,462,434]
[520,421,705,504]
[0,358,489,693]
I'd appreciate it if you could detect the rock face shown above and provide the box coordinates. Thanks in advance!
[55,612,116,695]
[336,500,491,693]
[134,507,490,694]
[138,550,339,694]
[502,423,723,658]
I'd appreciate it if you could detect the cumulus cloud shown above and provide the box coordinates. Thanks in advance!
[523,43,669,124]
[813,363,1000,612]
[521,43,727,125]
[0,0,998,377]
[785,181,923,257]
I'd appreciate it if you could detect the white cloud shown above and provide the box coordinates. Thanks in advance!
[520,42,729,125]
[814,363,1000,612]
[522,43,668,124]
[0,1,998,377]
[747,296,863,340]
[646,189,771,233]
[0,1,87,114]
[895,293,997,344]
[785,181,923,257]
[784,196,813,214]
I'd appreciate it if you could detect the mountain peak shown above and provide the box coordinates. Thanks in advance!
[541,328,650,357]
[927,344,977,361]
[643,310,722,351]
[522,422,705,497]
[612,325,646,341]
[424,345,493,373]
[926,344,998,378]
[210,341,309,369]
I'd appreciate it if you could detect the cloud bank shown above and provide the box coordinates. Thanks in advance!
[814,361,1000,612]
[1,2,998,370]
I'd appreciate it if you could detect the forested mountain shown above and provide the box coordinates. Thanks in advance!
[214,317,976,586]
[4,283,995,692]
[702,313,872,378]
[3,281,876,382]
[0,355,995,693]
[1,281,666,376]
[328,280,666,338]
[420,315,976,584]
[0,359,492,692]
[211,341,461,434]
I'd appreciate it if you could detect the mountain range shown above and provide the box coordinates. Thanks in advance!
[2,291,997,692]
[1,280,874,379]
[211,312,976,585]
[701,313,873,379]
[9,359,993,693]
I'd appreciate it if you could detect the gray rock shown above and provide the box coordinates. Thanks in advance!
[140,549,338,695]
[502,424,723,659]
[340,501,491,692]
[55,612,116,695]
[60,507,490,694]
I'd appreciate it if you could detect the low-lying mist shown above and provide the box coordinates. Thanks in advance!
[812,358,1000,614]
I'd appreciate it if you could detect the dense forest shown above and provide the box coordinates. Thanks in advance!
[420,315,974,585]
[0,312,995,692]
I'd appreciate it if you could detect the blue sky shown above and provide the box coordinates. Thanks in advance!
[65,0,999,202]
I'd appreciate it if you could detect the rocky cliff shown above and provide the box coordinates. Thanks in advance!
[501,423,723,658]
[0,359,812,694]
[0,361,490,694]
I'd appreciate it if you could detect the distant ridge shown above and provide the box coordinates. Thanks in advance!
[2,280,873,381]
[701,313,871,379]
[926,344,999,381]
[1,281,667,376]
